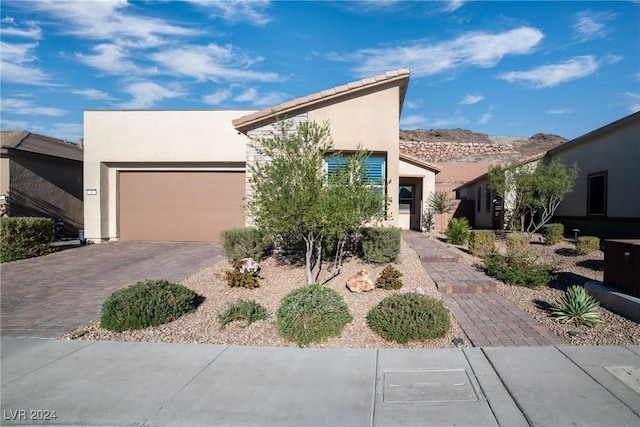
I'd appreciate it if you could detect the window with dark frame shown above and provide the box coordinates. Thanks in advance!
[588,172,607,216]
[477,186,482,212]
[398,185,414,213]
[485,185,491,213]
[324,153,387,210]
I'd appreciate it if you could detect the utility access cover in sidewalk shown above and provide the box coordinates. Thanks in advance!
[383,369,478,403]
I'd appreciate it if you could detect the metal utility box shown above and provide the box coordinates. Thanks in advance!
[604,239,640,297]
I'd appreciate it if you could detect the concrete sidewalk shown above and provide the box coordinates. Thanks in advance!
[2,338,638,426]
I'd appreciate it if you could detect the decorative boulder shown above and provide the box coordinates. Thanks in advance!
[238,258,260,274]
[346,271,374,293]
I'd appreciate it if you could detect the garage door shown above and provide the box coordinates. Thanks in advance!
[119,171,245,242]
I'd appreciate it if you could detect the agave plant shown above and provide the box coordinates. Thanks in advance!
[551,285,600,326]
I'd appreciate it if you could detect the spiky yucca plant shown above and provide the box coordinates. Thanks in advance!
[551,286,600,326]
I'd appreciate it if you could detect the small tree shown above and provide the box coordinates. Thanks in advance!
[427,191,453,231]
[489,159,578,235]
[246,119,387,285]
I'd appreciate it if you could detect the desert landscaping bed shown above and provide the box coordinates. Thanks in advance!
[65,239,470,348]
[453,235,640,346]
[65,236,640,348]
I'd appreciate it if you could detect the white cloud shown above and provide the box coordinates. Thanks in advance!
[499,55,599,89]
[118,81,186,109]
[477,112,493,125]
[0,18,42,39]
[1,41,38,64]
[202,88,233,105]
[1,98,67,116]
[443,1,465,13]
[188,0,273,26]
[27,0,198,48]
[49,122,83,141]
[330,26,544,78]
[0,60,56,86]
[621,92,640,113]
[234,88,258,102]
[573,11,615,42]
[404,100,422,109]
[151,44,280,82]
[545,108,573,115]
[75,43,140,74]
[400,113,466,129]
[231,86,288,107]
[71,88,113,100]
[458,94,483,105]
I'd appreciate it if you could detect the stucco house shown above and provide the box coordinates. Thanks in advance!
[545,111,640,238]
[0,131,84,236]
[454,111,640,238]
[83,68,438,242]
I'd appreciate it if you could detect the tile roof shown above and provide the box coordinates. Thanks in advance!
[1,131,83,162]
[399,153,441,173]
[233,68,410,131]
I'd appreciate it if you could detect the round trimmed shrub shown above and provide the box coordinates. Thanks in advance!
[367,293,450,344]
[276,284,352,346]
[101,280,200,332]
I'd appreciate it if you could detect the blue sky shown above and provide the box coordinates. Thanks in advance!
[1,1,638,143]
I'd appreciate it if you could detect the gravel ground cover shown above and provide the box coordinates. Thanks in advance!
[451,234,640,346]
[65,234,639,348]
[64,239,470,348]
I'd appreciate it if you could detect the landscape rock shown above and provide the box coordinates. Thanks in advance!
[346,271,374,293]
[238,258,260,274]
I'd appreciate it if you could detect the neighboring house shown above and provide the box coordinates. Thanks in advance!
[545,111,640,238]
[83,68,436,242]
[454,111,640,238]
[0,131,83,235]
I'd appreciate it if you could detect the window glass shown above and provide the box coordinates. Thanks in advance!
[477,187,482,212]
[399,185,413,213]
[486,185,491,212]
[588,172,607,216]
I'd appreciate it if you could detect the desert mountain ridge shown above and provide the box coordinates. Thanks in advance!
[400,128,568,163]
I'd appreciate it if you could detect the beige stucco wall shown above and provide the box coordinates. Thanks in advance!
[550,119,640,218]
[2,152,83,233]
[398,160,436,230]
[83,110,255,242]
[309,82,401,226]
[0,157,9,212]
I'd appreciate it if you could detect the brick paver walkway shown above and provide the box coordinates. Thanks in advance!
[403,231,568,347]
[1,241,222,338]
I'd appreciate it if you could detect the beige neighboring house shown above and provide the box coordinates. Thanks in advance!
[0,131,83,235]
[83,68,437,242]
[545,111,640,238]
[454,111,640,238]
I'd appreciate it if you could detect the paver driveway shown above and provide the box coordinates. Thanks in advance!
[1,241,222,338]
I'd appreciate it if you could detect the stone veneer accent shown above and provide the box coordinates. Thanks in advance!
[244,112,309,225]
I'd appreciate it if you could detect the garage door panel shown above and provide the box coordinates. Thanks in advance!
[119,171,245,242]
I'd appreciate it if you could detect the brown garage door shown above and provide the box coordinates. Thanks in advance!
[119,171,245,242]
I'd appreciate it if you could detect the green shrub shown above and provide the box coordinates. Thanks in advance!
[375,265,403,290]
[221,227,271,262]
[0,217,53,263]
[575,236,600,255]
[367,293,450,344]
[445,217,470,245]
[218,299,268,329]
[541,223,564,245]
[551,285,600,326]
[506,232,530,257]
[360,227,401,264]
[483,252,556,289]
[276,284,352,346]
[223,261,260,289]
[468,230,495,258]
[101,280,200,332]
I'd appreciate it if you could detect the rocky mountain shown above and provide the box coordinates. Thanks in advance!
[399,128,568,163]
